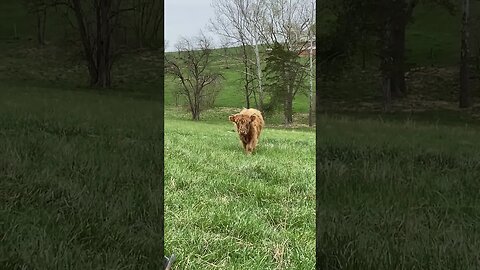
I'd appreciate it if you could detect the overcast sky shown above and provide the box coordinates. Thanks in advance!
[165,0,219,52]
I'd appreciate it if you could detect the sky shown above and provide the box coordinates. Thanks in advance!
[165,0,220,52]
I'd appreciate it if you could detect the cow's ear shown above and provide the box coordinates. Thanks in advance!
[229,114,237,122]
[250,115,256,122]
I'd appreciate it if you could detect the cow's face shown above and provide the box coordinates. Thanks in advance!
[229,114,256,135]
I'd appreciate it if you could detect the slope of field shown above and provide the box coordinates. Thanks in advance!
[164,119,315,269]
[317,115,480,269]
[1,83,163,269]
[164,47,313,113]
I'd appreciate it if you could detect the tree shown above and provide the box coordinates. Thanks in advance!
[256,0,313,124]
[375,0,455,98]
[131,0,163,48]
[210,0,265,110]
[320,0,457,109]
[460,0,472,108]
[71,0,121,87]
[308,1,315,127]
[165,35,223,121]
[53,0,137,88]
[264,42,307,125]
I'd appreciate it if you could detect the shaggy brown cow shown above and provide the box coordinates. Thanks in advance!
[229,108,265,154]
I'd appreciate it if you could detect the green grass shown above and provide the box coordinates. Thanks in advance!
[1,83,163,269]
[2,2,480,269]
[317,115,480,269]
[406,4,460,66]
[164,118,315,269]
[0,82,315,269]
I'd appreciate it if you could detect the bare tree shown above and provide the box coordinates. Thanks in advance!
[131,0,163,48]
[165,35,223,121]
[51,0,136,88]
[210,0,266,110]
[258,0,312,53]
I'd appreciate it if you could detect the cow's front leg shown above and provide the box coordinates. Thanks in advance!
[247,138,258,154]
[245,144,252,154]
[243,141,252,154]
[250,138,258,152]
[241,140,247,151]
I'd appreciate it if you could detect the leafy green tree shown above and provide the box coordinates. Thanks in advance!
[264,42,307,125]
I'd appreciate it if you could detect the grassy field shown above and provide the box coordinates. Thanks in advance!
[0,81,315,269]
[0,83,164,269]
[317,115,480,269]
[315,6,480,267]
[164,115,315,269]
[2,1,480,269]
[1,2,315,269]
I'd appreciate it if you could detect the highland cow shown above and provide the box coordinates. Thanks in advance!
[229,108,265,154]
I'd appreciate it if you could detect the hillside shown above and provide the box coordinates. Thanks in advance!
[1,83,164,269]
[164,118,315,269]
[318,114,480,269]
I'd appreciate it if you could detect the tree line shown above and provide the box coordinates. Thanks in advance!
[165,0,316,125]
[318,0,480,110]
[22,0,163,88]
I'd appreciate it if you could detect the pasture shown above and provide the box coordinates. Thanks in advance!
[317,115,480,269]
[0,82,315,269]
[0,83,163,269]
[164,115,315,269]
[2,0,480,268]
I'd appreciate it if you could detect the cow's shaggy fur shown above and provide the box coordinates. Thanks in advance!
[229,108,265,154]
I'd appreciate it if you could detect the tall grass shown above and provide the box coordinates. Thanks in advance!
[164,119,315,269]
[317,115,480,269]
[1,84,164,269]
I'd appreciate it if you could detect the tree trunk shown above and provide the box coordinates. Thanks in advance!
[252,90,258,109]
[245,83,250,108]
[284,86,293,125]
[72,0,113,88]
[390,5,407,98]
[253,32,264,111]
[193,103,201,121]
[192,111,200,121]
[241,43,251,108]
[95,0,112,88]
[284,98,293,125]
[460,0,472,108]
[308,32,314,127]
[72,0,97,87]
